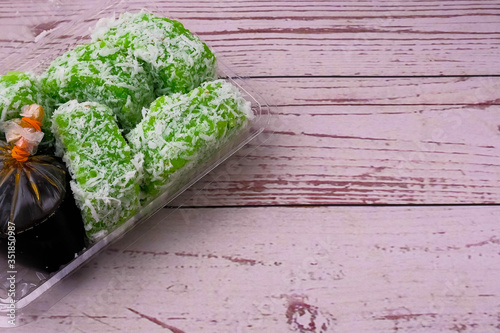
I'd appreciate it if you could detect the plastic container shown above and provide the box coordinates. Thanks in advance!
[0,1,271,327]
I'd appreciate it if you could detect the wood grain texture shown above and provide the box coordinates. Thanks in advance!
[242,76,500,106]
[173,107,500,206]
[1,1,499,332]
[19,206,500,332]
[169,77,500,206]
[1,0,499,76]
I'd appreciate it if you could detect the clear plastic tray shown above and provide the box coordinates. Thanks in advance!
[0,1,271,327]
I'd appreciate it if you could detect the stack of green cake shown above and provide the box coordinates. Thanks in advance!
[0,11,254,243]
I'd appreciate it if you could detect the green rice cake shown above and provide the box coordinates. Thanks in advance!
[51,100,143,241]
[92,12,217,96]
[127,79,253,199]
[41,42,155,132]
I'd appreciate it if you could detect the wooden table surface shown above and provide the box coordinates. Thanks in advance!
[2,0,500,332]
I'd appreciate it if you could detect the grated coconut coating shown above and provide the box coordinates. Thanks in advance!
[127,79,253,200]
[51,100,143,242]
[41,41,156,133]
[92,11,217,96]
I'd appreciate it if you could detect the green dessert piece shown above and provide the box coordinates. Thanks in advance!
[127,79,253,200]
[0,71,53,144]
[41,41,155,132]
[92,11,217,96]
[51,100,143,241]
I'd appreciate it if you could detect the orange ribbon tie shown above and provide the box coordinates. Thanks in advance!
[11,146,30,162]
[21,117,42,132]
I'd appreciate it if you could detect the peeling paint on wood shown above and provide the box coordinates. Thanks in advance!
[1,0,499,332]
[25,206,500,332]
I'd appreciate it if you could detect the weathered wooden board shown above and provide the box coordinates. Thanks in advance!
[26,206,500,332]
[1,0,500,76]
[171,102,500,206]
[243,77,500,106]
[170,77,500,206]
[2,1,499,331]
[169,76,500,206]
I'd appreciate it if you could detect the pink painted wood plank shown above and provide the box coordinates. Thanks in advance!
[1,0,499,76]
[171,101,500,206]
[26,206,500,332]
[242,76,500,106]
[158,76,500,206]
